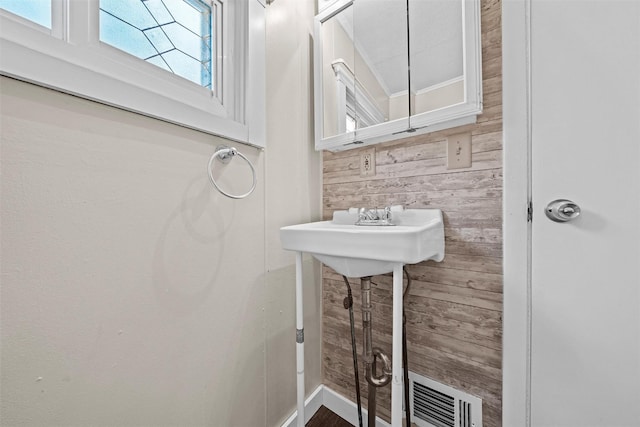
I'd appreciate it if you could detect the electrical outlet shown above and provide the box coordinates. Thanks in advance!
[446,132,472,169]
[360,147,376,177]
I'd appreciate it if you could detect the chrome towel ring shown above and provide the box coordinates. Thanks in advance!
[207,145,257,199]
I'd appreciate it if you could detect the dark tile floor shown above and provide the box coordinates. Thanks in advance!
[306,406,353,427]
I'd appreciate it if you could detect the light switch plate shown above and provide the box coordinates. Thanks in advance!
[446,132,472,169]
[360,147,376,177]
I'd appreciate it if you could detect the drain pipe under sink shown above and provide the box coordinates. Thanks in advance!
[361,276,392,426]
[340,270,413,427]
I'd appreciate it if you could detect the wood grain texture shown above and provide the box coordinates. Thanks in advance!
[321,1,503,425]
[305,406,352,427]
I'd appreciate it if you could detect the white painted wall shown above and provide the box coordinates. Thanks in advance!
[0,1,322,425]
[264,0,323,426]
[0,77,266,426]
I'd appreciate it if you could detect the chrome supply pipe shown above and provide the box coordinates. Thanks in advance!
[342,276,363,427]
[402,267,412,427]
[361,276,373,366]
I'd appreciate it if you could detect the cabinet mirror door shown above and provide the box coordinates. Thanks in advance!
[352,0,409,140]
[315,0,482,151]
[316,1,357,145]
[409,0,464,114]
[314,0,409,149]
[409,0,482,129]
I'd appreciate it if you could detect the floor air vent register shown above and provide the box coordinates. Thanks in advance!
[408,371,483,427]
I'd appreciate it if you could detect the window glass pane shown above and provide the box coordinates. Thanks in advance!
[0,0,51,28]
[99,0,213,89]
[346,114,356,133]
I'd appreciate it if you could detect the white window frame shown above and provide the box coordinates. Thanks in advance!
[0,0,266,148]
[331,59,384,134]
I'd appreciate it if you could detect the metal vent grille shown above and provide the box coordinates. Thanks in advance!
[413,381,455,427]
[408,371,483,427]
[459,401,472,427]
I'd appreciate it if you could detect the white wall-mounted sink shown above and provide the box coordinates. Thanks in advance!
[280,208,445,427]
[280,208,444,277]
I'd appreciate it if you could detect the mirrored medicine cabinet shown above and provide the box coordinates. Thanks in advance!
[314,0,482,151]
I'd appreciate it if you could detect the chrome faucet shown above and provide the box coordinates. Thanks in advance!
[356,206,394,226]
[359,207,378,221]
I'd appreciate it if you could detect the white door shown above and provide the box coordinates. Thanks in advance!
[528,1,640,425]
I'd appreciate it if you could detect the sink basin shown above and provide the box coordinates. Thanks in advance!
[280,208,444,277]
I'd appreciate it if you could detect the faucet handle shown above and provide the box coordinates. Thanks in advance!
[358,207,367,220]
[383,206,392,220]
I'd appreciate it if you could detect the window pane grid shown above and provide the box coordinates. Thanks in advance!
[99,0,213,89]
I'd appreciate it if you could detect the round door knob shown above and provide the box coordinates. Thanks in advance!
[545,199,581,222]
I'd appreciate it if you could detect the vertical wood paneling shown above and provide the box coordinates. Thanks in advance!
[321,1,503,425]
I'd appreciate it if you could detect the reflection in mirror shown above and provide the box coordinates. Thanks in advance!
[409,0,464,115]
[352,0,409,131]
[320,3,355,139]
[319,0,409,140]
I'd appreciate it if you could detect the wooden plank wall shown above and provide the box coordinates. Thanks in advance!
[321,0,503,425]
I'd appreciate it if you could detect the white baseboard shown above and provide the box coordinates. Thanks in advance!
[280,385,391,427]
[280,385,324,427]
[323,386,391,427]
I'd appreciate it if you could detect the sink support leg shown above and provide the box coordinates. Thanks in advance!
[391,263,404,427]
[293,259,404,426]
[295,252,305,427]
